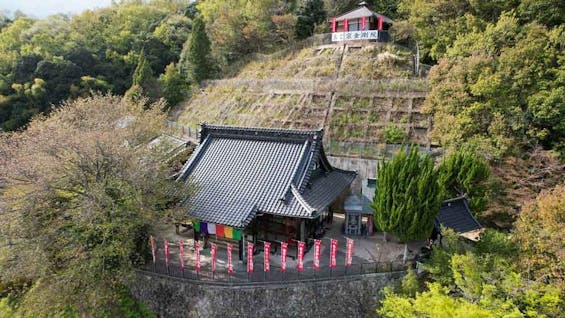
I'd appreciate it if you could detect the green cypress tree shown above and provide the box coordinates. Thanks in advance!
[372,146,442,262]
[132,50,153,89]
[437,150,490,211]
[184,16,212,84]
[158,63,186,109]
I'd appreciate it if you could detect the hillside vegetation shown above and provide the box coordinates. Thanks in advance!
[178,42,430,158]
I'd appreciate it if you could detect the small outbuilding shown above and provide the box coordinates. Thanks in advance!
[330,2,393,42]
[436,196,483,241]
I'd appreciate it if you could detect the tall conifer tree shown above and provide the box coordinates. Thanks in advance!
[372,146,442,262]
[184,16,212,84]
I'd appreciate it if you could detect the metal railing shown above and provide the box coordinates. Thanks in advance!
[140,260,406,285]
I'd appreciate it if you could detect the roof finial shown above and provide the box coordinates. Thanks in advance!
[358,1,368,7]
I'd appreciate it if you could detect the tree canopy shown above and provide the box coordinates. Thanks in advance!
[0,94,190,316]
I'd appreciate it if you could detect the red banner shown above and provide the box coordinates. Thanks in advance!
[346,238,354,266]
[179,240,185,269]
[361,16,366,30]
[281,242,288,272]
[330,239,338,268]
[164,239,169,267]
[344,18,348,32]
[297,241,305,272]
[247,242,254,273]
[150,236,156,264]
[263,242,271,272]
[377,16,383,31]
[331,17,336,32]
[313,239,321,270]
[227,243,234,275]
[195,241,201,272]
[211,243,217,272]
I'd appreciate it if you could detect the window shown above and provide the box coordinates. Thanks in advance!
[348,20,359,31]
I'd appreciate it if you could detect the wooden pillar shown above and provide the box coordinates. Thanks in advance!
[300,219,305,242]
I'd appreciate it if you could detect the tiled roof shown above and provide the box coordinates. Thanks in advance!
[335,6,393,24]
[436,196,482,234]
[178,124,356,228]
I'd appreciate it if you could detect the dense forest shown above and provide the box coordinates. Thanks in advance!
[0,0,563,317]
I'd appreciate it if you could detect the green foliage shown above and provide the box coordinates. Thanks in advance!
[382,123,406,144]
[400,268,419,297]
[384,227,565,317]
[0,2,187,131]
[0,95,191,316]
[437,150,490,211]
[159,63,187,108]
[182,16,212,84]
[372,146,441,242]
[514,184,565,286]
[295,0,326,40]
[426,13,564,158]
[379,283,496,318]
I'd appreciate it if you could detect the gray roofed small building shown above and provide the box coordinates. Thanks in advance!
[177,124,356,232]
[436,196,483,241]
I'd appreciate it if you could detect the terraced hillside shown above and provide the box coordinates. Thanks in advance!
[177,41,430,159]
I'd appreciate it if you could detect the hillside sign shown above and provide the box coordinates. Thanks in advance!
[332,30,379,42]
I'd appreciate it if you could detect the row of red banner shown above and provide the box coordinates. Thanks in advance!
[152,237,355,274]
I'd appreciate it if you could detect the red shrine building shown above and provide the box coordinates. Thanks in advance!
[330,2,393,42]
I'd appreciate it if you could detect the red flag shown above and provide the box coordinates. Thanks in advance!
[331,17,336,32]
[247,242,254,273]
[179,240,185,269]
[281,242,288,273]
[227,243,234,275]
[164,239,169,267]
[361,16,366,30]
[377,16,383,31]
[344,18,348,32]
[150,236,156,264]
[297,241,305,272]
[346,238,354,266]
[313,239,321,270]
[264,242,271,272]
[330,239,338,268]
[211,243,217,272]
[195,241,201,272]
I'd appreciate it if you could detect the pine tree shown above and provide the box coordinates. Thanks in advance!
[183,16,212,84]
[372,146,442,262]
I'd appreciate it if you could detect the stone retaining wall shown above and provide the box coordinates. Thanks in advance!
[130,270,404,318]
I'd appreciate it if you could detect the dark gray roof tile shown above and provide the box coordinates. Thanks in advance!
[178,124,356,228]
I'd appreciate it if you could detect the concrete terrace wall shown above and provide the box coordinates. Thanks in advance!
[130,270,405,318]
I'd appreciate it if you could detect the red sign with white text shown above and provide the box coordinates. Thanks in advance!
[313,239,321,270]
[179,240,184,269]
[164,239,169,267]
[346,238,354,266]
[281,242,288,272]
[227,243,234,275]
[247,242,254,273]
[263,242,271,272]
[150,236,156,264]
[297,241,305,272]
[195,241,201,272]
[211,243,217,272]
[330,239,338,268]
